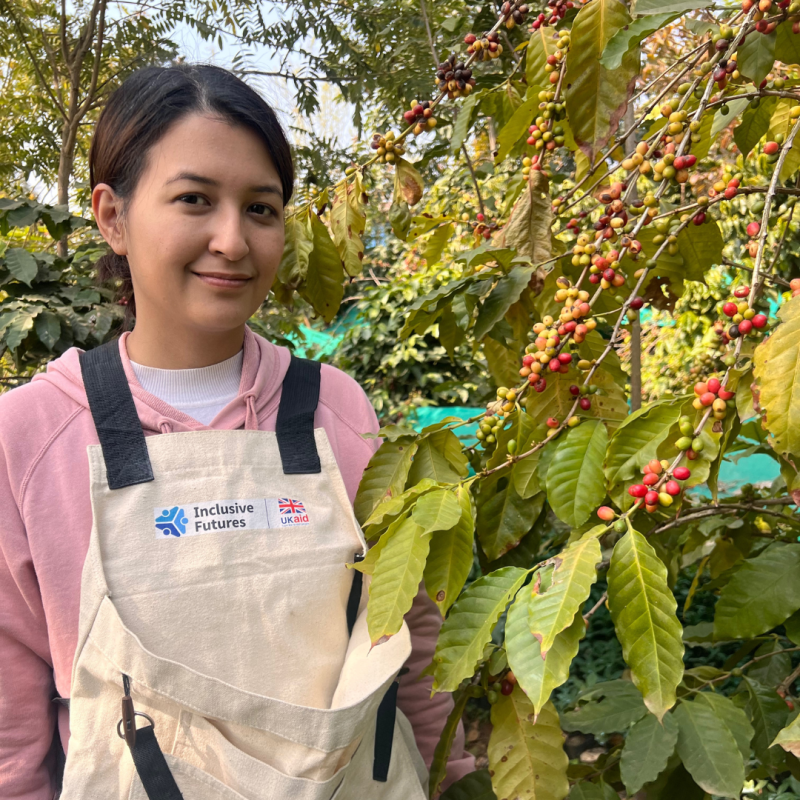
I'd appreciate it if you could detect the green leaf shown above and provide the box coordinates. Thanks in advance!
[738,30,776,86]
[674,698,745,798]
[607,530,684,720]
[495,96,539,165]
[695,692,754,763]
[713,542,800,640]
[394,157,424,206]
[604,398,687,508]
[3,309,38,351]
[367,515,430,645]
[561,680,648,735]
[354,438,419,525]
[776,19,800,65]
[4,248,38,286]
[411,488,462,535]
[301,213,344,323]
[528,531,602,655]
[331,175,366,276]
[711,98,751,138]
[476,473,542,561]
[565,0,638,161]
[620,712,679,795]
[546,420,608,528]
[600,13,679,70]
[474,265,535,341]
[753,295,800,458]
[451,94,481,155]
[744,677,789,767]
[506,593,585,715]
[429,688,471,798]
[362,478,438,534]
[488,692,569,800]
[568,783,617,800]
[632,0,710,12]
[34,310,61,350]
[432,566,528,692]
[354,511,411,576]
[424,223,454,266]
[440,770,496,800]
[527,27,559,88]
[733,96,778,158]
[493,171,552,265]
[708,414,741,503]
[278,210,313,285]
[389,201,412,240]
[424,484,475,616]
[407,429,469,485]
[676,220,723,278]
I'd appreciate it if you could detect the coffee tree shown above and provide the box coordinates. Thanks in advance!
[278,0,800,796]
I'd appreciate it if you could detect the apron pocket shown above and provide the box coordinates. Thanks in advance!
[172,711,356,800]
[128,754,249,800]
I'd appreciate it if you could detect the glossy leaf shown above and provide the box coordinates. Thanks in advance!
[733,96,778,158]
[363,478,438,535]
[674,699,745,798]
[695,691,754,763]
[330,176,366,277]
[546,420,608,528]
[773,712,800,758]
[407,429,469,486]
[620,711,679,795]
[367,515,430,644]
[424,485,476,616]
[394,157,424,206]
[561,680,648,735]
[354,438,418,524]
[738,29,776,86]
[4,248,38,286]
[753,294,800,458]
[676,219,724,277]
[506,593,585,716]
[528,531,602,654]
[633,0,711,11]
[440,770,496,800]
[432,567,528,692]
[474,265,535,341]
[302,213,344,322]
[488,691,569,800]
[492,171,552,264]
[714,542,800,640]
[607,530,685,720]
[411,488,462,535]
[604,398,687,508]
[527,27,559,89]
[495,95,539,165]
[744,677,789,767]
[476,473,543,561]
[429,688,470,797]
[565,0,638,161]
[600,13,678,70]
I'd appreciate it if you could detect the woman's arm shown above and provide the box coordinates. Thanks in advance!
[0,446,58,799]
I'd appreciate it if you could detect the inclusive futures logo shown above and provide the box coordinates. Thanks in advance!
[155,506,189,537]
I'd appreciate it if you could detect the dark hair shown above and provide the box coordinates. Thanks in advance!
[89,63,294,327]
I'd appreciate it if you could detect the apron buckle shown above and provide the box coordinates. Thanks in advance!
[117,674,154,750]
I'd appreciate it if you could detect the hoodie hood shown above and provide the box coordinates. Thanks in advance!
[31,326,290,433]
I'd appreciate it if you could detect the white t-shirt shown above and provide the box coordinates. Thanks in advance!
[130,349,243,425]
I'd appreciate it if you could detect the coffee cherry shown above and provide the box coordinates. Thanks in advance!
[723,302,737,317]
[746,221,760,237]
[707,378,721,394]
[665,480,681,496]
[673,466,691,480]
[643,473,659,486]
[613,519,627,533]
[501,679,514,695]
[752,313,767,328]
[597,506,616,521]
[700,392,715,406]
[569,384,580,396]
[546,417,559,428]
[739,318,753,335]
[487,690,499,704]
[733,286,750,298]
[629,484,647,498]
[658,492,673,507]
[764,141,780,155]
[691,437,704,452]
[645,490,659,506]
[718,387,735,400]
[579,397,592,410]
[630,297,644,310]
[676,436,692,450]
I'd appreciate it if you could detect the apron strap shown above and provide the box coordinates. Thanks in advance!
[346,555,364,636]
[276,354,321,474]
[79,340,154,490]
[373,681,398,782]
[129,725,185,800]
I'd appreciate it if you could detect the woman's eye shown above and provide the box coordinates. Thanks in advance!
[249,203,274,217]
[179,194,209,206]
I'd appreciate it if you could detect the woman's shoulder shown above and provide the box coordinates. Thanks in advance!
[317,362,378,430]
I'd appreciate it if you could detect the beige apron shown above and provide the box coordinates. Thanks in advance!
[59,342,427,800]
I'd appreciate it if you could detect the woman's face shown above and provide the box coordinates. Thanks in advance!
[94,112,286,337]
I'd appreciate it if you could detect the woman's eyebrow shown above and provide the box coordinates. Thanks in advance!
[164,171,283,196]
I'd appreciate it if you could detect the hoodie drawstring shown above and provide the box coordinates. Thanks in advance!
[159,421,173,434]
[244,393,258,431]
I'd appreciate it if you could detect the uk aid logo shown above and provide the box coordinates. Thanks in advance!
[154,498,310,538]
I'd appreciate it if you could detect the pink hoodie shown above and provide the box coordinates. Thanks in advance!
[0,326,473,799]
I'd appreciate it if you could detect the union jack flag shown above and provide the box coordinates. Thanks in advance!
[278,498,306,515]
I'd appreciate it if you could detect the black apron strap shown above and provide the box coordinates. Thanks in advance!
[129,726,184,800]
[79,340,154,490]
[346,555,364,636]
[276,355,321,474]
[373,681,398,782]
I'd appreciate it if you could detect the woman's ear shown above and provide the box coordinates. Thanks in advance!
[92,183,128,256]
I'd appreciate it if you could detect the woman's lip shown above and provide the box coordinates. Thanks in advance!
[192,272,252,288]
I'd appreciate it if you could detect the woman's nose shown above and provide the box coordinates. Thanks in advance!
[208,206,250,262]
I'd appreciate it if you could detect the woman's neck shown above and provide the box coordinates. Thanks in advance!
[125,323,247,369]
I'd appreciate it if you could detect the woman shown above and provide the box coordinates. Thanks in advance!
[0,64,472,799]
